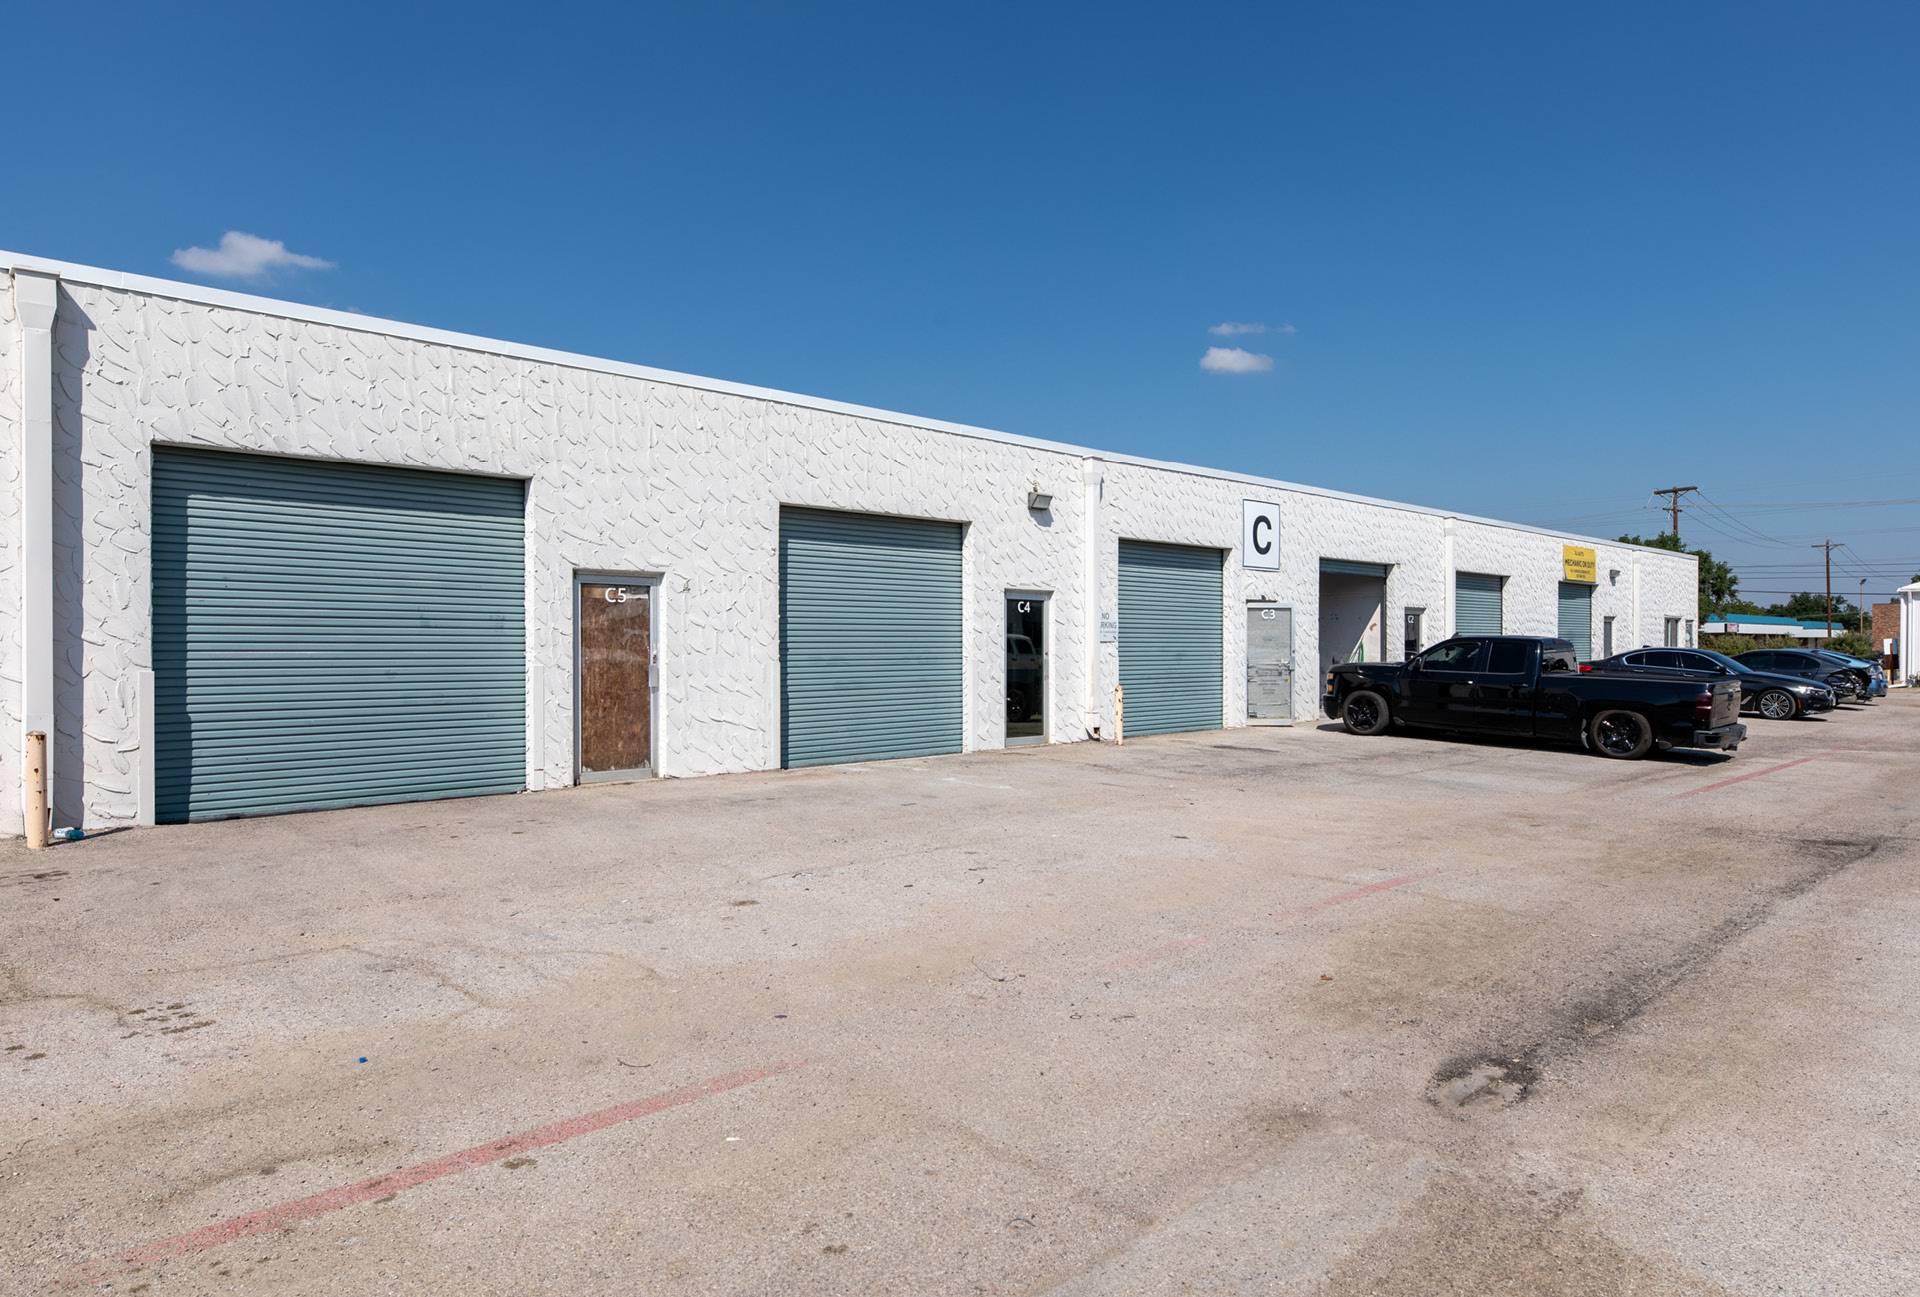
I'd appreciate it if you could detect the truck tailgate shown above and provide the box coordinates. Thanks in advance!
[1712,678,1740,727]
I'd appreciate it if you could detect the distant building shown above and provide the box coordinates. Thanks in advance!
[1895,586,1920,684]
[1871,602,1899,658]
[1700,615,1830,642]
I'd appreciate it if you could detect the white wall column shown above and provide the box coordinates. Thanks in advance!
[1440,516,1456,638]
[16,271,57,834]
[134,668,156,825]
[1080,457,1105,736]
[1631,554,1643,649]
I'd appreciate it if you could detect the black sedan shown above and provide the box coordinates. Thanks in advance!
[1586,647,1837,720]
[1733,648,1862,704]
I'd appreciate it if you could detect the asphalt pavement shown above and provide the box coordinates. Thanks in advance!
[5,694,1917,1295]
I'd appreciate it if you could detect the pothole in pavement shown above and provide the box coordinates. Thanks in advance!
[1430,1054,1538,1111]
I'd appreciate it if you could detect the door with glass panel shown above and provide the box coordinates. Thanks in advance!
[1005,595,1046,745]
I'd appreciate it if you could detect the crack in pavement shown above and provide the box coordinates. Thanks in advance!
[1430,835,1885,1111]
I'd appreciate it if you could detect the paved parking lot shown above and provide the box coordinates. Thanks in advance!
[5,697,1918,1295]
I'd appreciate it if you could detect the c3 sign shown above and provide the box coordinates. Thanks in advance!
[1242,500,1281,571]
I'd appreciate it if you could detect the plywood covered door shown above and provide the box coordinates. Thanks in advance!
[578,580,652,779]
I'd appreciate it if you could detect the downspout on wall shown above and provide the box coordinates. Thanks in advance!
[15,271,56,839]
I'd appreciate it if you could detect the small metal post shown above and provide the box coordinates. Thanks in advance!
[24,731,48,849]
[1112,685,1124,746]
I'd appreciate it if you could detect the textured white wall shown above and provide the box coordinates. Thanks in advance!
[1,270,1701,830]
[0,281,18,823]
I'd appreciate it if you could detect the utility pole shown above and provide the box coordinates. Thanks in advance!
[1812,539,1842,639]
[1652,486,1698,540]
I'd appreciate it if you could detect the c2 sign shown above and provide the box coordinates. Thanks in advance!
[1242,500,1281,571]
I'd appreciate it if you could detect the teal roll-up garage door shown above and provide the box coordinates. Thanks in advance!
[780,507,963,767]
[1557,582,1594,659]
[1455,572,1504,635]
[153,448,526,822]
[1118,540,1224,736]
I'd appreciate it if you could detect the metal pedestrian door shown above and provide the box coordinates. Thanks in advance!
[1246,605,1294,725]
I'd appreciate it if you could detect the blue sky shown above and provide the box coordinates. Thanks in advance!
[7,2,1917,607]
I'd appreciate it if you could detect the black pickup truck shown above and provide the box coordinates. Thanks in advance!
[1322,635,1746,759]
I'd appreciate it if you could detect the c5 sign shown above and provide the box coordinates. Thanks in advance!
[1562,545,1598,583]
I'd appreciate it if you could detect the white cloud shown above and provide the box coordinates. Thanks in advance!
[1209,322,1295,337]
[1200,346,1274,374]
[171,231,335,280]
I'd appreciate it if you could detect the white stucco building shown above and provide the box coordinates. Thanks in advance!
[1897,582,1918,686]
[2,252,1699,834]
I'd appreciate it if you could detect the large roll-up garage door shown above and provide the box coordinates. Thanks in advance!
[1455,572,1504,635]
[1118,540,1223,736]
[780,507,963,767]
[153,448,527,822]
[1557,582,1594,659]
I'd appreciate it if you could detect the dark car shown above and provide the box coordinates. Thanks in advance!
[1585,647,1837,720]
[1323,635,1745,759]
[1733,649,1861,702]
[1813,649,1887,699]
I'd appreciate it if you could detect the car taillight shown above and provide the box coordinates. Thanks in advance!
[1694,690,1713,721]
[1578,663,1594,672]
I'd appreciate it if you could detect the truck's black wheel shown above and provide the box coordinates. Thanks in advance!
[1588,708,1654,759]
[1341,690,1392,736]
[1755,688,1799,720]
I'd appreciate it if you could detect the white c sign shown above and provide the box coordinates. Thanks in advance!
[1241,500,1281,571]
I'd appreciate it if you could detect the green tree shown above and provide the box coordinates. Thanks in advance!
[1827,630,1874,658]
[1615,534,1743,617]
[1763,591,1857,622]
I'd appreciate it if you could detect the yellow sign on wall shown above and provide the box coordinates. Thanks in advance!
[1563,545,1598,583]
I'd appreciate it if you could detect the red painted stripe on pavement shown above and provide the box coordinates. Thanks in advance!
[1103,936,1211,970]
[1269,869,1441,922]
[1673,751,1836,798]
[77,1059,809,1284]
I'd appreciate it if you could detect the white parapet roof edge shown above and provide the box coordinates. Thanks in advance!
[2,247,1683,557]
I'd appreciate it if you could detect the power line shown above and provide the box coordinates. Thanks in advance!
[1811,540,1845,632]
[1694,497,1920,511]
[1651,486,1698,539]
